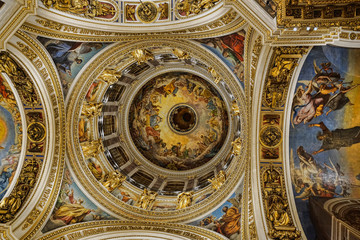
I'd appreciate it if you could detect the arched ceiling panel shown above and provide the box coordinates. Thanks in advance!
[286,45,360,240]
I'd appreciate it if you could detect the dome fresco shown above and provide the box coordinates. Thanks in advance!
[128,72,229,171]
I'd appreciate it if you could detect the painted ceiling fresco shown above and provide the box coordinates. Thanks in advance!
[190,182,243,239]
[129,72,229,171]
[37,36,109,97]
[196,30,245,88]
[289,45,360,239]
[42,166,113,233]
[0,75,22,201]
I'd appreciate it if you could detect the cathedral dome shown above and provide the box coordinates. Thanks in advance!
[128,71,229,171]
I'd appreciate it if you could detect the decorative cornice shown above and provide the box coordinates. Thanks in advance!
[0,0,37,50]
[39,221,228,240]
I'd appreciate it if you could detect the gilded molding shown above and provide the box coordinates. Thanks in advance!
[21,10,244,41]
[0,0,36,50]
[276,0,360,30]
[38,221,228,240]
[10,31,65,240]
[0,52,45,224]
[257,46,310,239]
[261,165,300,239]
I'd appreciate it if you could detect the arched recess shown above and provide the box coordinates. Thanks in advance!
[283,40,360,240]
[38,221,228,240]
[0,30,65,240]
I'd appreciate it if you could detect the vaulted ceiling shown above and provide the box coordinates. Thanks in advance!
[0,0,359,239]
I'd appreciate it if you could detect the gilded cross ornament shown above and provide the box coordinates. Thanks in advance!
[136,1,158,23]
[27,122,46,143]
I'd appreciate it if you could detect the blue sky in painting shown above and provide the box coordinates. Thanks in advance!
[289,45,354,240]
[0,105,15,161]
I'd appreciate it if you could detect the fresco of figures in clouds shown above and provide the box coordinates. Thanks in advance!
[189,183,242,239]
[289,45,360,239]
[0,75,22,201]
[42,166,113,233]
[196,30,246,87]
[37,37,109,97]
[128,72,229,171]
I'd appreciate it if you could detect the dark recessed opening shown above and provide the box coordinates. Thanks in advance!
[182,112,191,122]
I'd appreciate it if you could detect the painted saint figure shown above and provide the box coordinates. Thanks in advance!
[216,206,241,238]
[53,199,93,225]
[309,121,360,154]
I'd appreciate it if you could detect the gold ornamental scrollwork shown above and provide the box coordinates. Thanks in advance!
[208,170,226,191]
[262,165,301,239]
[172,48,191,60]
[0,159,40,223]
[175,0,220,16]
[40,0,117,20]
[263,47,309,109]
[0,52,39,106]
[81,139,104,159]
[259,125,282,148]
[81,102,103,118]
[136,2,158,23]
[27,122,46,143]
[231,137,242,156]
[102,170,126,192]
[131,49,154,64]
[98,69,122,85]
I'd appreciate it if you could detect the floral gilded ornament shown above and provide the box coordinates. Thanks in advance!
[263,47,309,109]
[176,0,220,16]
[41,0,117,19]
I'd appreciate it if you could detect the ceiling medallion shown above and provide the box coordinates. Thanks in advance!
[168,104,198,134]
[259,125,282,148]
[136,2,158,23]
[27,122,46,142]
[129,71,229,171]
